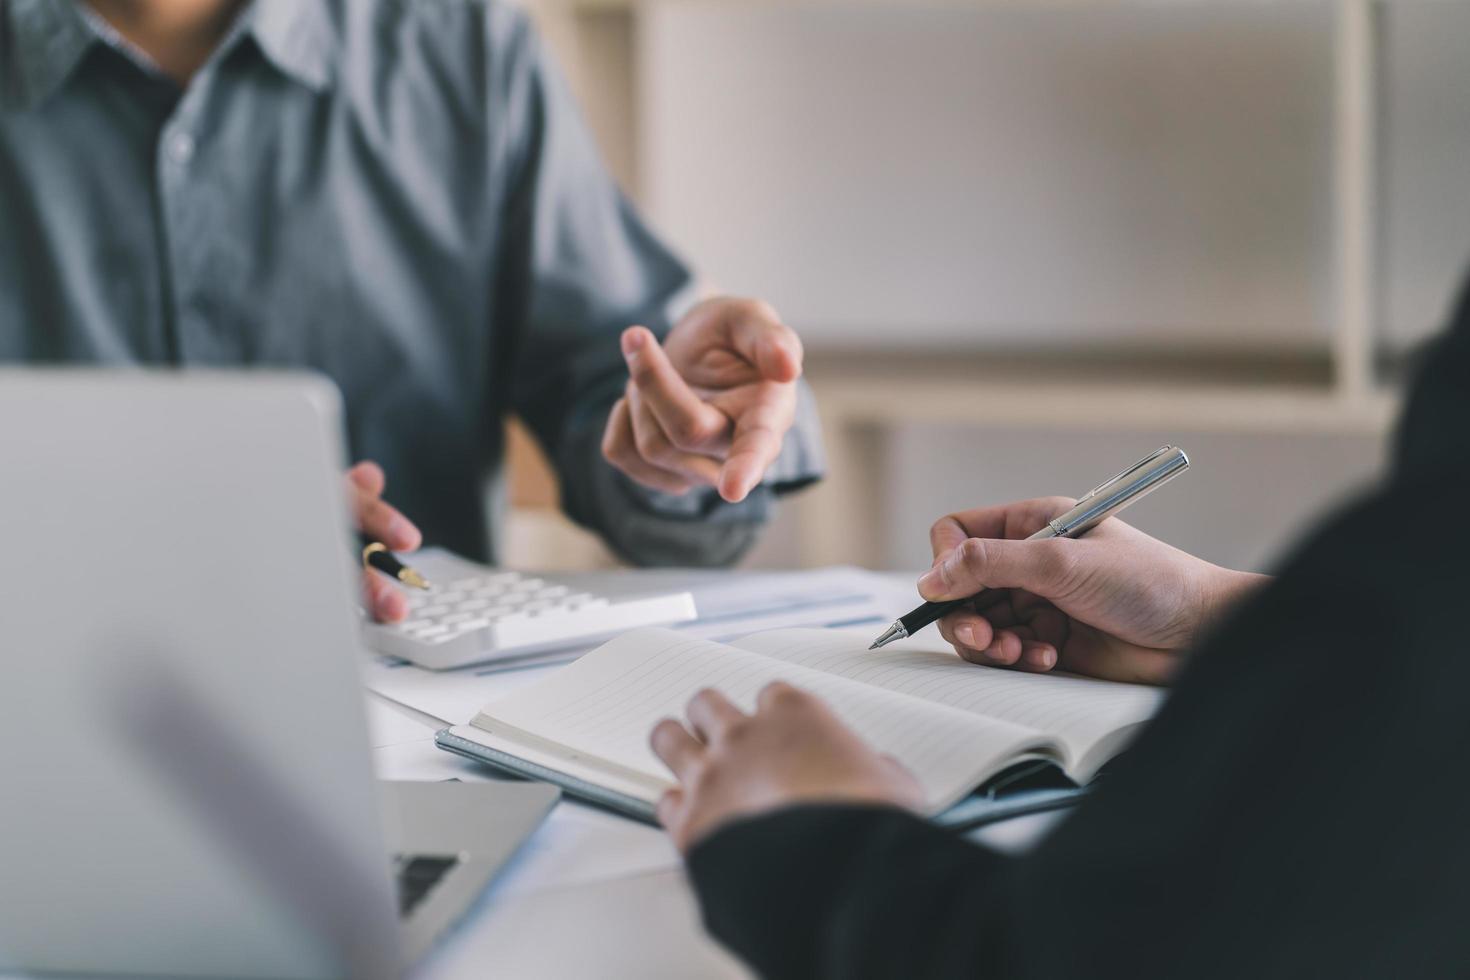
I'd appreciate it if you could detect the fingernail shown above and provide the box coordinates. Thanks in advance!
[621,328,644,357]
[958,625,977,647]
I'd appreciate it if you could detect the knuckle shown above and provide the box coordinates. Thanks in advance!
[957,537,987,566]
[947,538,987,585]
[723,718,752,743]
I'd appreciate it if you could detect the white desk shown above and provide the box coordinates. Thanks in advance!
[366,697,1067,979]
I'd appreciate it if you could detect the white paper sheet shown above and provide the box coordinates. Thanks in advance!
[362,567,919,725]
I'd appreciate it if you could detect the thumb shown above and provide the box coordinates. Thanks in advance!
[756,332,802,383]
[916,537,1073,602]
[730,316,803,383]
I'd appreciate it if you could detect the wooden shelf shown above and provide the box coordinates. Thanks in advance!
[810,376,1397,435]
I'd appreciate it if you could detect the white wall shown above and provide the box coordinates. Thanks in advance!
[642,2,1338,351]
[879,424,1388,574]
[1378,0,1470,350]
[517,1,1463,573]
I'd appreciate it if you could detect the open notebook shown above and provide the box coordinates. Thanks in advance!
[437,627,1166,825]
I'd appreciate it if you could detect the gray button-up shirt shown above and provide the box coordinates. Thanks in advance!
[0,0,822,564]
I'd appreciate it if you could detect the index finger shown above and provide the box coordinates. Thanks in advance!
[718,397,787,503]
[929,496,1077,559]
[621,327,727,450]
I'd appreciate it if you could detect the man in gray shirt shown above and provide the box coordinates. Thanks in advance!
[0,0,824,620]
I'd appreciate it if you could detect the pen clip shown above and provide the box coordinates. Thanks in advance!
[1079,445,1175,501]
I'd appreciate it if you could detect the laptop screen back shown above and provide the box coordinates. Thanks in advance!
[0,372,402,979]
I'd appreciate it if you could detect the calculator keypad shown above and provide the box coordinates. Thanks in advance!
[396,573,602,646]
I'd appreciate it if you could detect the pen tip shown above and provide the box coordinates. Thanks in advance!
[869,622,907,650]
[399,570,432,590]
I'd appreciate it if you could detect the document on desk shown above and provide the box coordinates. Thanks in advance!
[437,626,1166,824]
[360,567,915,725]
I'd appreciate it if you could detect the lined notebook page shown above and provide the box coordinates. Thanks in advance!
[476,628,1051,812]
[733,629,1165,779]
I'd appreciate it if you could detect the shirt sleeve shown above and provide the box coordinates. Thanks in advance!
[684,270,1470,979]
[688,805,1014,980]
[485,7,823,568]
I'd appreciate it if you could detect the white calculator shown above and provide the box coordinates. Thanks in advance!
[361,549,698,670]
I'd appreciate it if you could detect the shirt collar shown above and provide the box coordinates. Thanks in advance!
[248,0,335,93]
[3,0,334,110]
[5,0,100,110]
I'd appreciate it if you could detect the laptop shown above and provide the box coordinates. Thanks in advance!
[0,371,559,979]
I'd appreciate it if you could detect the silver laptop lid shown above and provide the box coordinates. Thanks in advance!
[0,371,402,978]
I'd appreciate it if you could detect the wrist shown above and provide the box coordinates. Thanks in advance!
[1202,566,1271,626]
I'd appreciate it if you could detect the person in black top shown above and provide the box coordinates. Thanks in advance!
[648,272,1470,979]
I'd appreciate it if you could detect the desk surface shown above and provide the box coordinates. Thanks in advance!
[367,697,1067,979]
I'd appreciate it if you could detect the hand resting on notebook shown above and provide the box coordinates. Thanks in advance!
[651,683,924,853]
[920,497,1269,685]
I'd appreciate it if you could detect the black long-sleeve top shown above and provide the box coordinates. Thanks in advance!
[685,274,1470,979]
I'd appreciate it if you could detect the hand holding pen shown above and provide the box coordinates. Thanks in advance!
[870,448,1264,685]
[348,462,429,623]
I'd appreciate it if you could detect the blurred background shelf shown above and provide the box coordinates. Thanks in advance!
[507,0,1470,574]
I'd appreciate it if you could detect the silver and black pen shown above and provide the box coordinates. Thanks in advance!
[870,445,1191,650]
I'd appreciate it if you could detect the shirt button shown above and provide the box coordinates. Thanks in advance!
[168,132,196,166]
